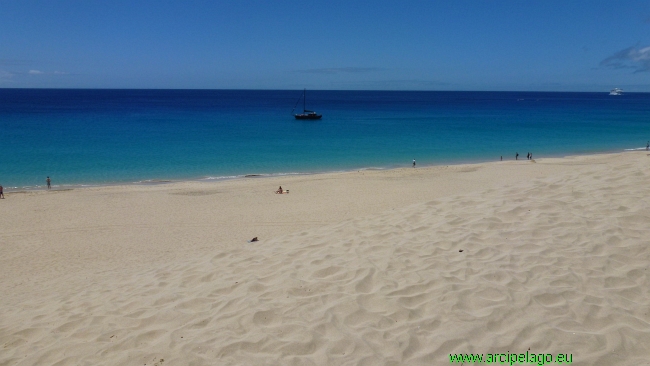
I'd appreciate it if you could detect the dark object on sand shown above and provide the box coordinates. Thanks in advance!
[251,237,259,242]
[459,249,464,252]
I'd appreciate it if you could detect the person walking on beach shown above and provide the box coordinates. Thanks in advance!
[412,159,416,168]
[646,141,649,151]
[516,152,519,160]
[0,185,4,199]
[46,176,51,190]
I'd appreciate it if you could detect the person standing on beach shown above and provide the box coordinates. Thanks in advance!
[0,185,4,199]
[646,141,649,151]
[412,159,416,168]
[46,176,51,190]
[516,153,519,160]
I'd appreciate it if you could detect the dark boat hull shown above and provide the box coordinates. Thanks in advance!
[294,114,322,120]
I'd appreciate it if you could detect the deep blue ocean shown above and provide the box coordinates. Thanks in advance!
[1,89,648,189]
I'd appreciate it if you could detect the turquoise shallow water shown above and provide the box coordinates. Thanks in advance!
[0,89,648,189]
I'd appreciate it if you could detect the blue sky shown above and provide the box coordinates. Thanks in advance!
[1,1,649,91]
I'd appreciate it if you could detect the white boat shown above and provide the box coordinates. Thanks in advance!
[609,88,623,95]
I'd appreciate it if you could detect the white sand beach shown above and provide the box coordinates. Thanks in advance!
[1,152,649,365]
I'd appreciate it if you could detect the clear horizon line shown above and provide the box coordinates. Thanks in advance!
[1,87,646,93]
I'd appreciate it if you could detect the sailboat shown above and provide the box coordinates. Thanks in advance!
[292,89,322,120]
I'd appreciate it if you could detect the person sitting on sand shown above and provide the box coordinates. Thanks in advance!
[276,186,283,194]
